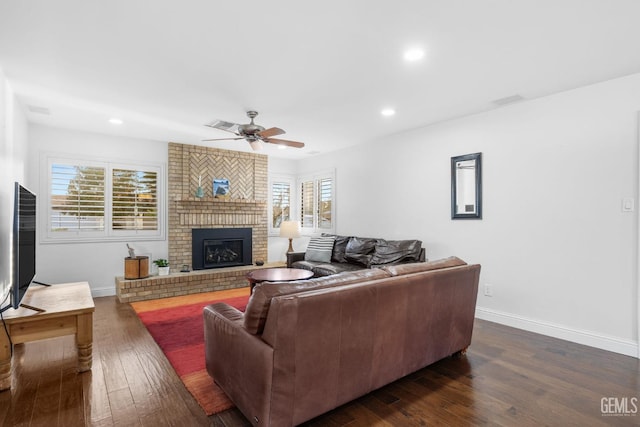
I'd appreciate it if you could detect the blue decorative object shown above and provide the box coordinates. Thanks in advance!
[195,175,205,198]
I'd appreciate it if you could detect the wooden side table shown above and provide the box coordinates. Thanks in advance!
[0,281,95,391]
[247,267,314,293]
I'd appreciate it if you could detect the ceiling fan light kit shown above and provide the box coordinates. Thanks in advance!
[203,111,305,151]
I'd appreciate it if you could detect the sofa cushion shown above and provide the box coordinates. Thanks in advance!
[382,256,467,276]
[312,262,365,276]
[304,235,336,263]
[371,239,423,266]
[243,268,390,334]
[322,234,351,263]
[291,259,366,277]
[290,260,321,272]
[344,237,378,266]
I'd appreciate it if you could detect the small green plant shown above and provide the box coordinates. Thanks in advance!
[153,259,169,267]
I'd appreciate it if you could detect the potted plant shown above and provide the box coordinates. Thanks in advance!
[153,259,170,276]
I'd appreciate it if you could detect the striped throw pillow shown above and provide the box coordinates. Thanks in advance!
[304,235,336,263]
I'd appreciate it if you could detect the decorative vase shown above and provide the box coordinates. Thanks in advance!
[195,186,204,198]
[158,266,170,276]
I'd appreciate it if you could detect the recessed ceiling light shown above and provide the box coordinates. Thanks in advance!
[277,145,287,150]
[381,108,396,117]
[109,118,123,125]
[403,48,425,62]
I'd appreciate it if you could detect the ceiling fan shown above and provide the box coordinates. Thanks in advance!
[203,111,305,151]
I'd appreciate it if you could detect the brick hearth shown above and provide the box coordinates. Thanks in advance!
[116,262,283,303]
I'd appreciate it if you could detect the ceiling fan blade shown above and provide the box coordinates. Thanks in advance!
[202,137,244,142]
[257,127,285,138]
[205,119,240,134]
[264,138,305,148]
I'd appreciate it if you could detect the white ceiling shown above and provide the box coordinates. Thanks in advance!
[2,0,640,159]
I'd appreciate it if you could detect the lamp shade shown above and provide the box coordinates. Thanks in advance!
[279,220,301,238]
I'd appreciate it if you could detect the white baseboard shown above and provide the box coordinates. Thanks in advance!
[91,287,116,298]
[475,307,639,358]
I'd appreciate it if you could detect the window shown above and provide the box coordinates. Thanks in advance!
[269,175,294,235]
[298,171,335,234]
[45,156,164,242]
[112,169,158,231]
[268,170,335,235]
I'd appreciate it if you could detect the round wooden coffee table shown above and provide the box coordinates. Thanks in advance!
[247,267,314,293]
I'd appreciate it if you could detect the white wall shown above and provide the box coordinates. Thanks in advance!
[0,69,29,305]
[28,125,168,296]
[297,73,640,357]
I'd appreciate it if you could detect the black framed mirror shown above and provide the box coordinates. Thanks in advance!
[451,152,482,219]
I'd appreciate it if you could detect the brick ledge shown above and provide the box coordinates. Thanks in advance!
[116,262,285,303]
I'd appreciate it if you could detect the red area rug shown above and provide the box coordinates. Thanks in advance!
[130,288,250,415]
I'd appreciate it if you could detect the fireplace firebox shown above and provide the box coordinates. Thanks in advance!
[192,228,252,270]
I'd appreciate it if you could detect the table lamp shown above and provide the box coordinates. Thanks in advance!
[279,220,301,253]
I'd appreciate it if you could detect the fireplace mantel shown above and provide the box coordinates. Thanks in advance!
[175,197,267,205]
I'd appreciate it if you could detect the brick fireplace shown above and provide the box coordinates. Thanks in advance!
[167,143,268,269]
[116,143,272,302]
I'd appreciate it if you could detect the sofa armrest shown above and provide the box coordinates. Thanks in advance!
[203,303,274,424]
[286,251,306,267]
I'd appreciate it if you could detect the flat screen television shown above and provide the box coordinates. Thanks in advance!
[5,182,37,311]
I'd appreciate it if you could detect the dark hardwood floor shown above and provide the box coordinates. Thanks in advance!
[0,295,638,426]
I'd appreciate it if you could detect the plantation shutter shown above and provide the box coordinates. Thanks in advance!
[50,164,105,232]
[318,178,332,229]
[300,180,315,228]
[112,168,158,231]
[271,181,291,228]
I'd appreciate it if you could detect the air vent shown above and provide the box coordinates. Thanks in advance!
[27,105,50,115]
[492,94,524,106]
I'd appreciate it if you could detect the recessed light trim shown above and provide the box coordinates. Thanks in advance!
[403,48,425,62]
[109,118,123,125]
[381,108,396,117]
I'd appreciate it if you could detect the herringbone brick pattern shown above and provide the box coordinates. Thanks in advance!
[188,153,256,200]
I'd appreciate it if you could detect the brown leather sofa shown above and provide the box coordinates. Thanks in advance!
[203,257,480,426]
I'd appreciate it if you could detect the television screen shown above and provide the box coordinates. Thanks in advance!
[11,182,36,309]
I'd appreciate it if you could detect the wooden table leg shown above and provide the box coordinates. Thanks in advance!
[76,312,93,372]
[0,328,11,390]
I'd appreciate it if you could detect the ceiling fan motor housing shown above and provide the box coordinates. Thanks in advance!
[239,123,265,136]
[239,110,265,137]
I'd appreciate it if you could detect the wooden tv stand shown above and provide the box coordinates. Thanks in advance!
[0,281,94,391]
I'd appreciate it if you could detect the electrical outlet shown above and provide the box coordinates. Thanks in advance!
[484,284,493,297]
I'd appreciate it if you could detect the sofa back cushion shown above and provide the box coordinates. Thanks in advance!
[243,268,390,334]
[370,239,423,266]
[344,237,378,266]
[330,234,351,263]
[382,256,467,276]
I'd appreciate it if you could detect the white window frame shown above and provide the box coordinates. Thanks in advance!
[268,174,296,236]
[41,154,166,243]
[297,169,336,236]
